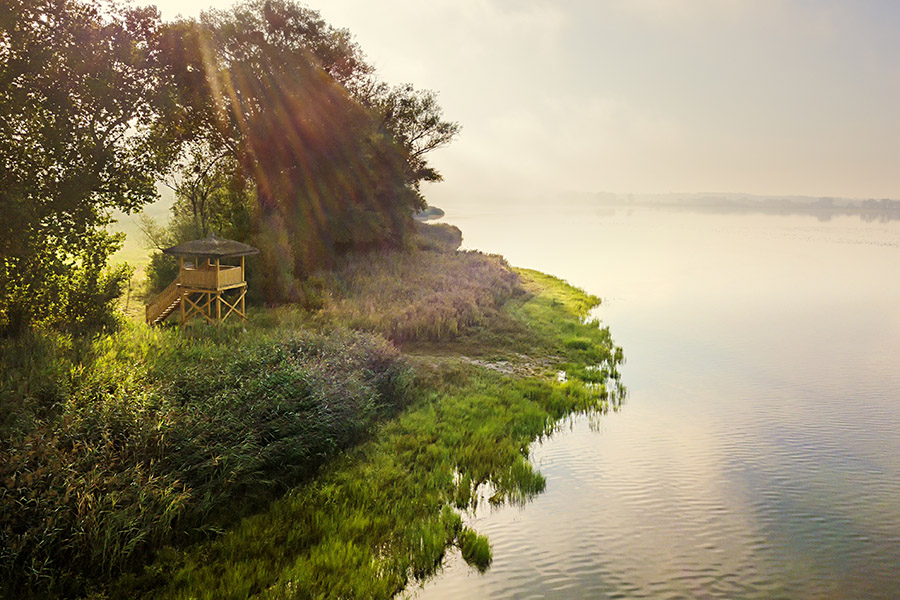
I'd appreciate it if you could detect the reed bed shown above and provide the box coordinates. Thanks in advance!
[1,326,411,598]
[0,223,624,598]
[318,250,520,343]
[116,254,624,599]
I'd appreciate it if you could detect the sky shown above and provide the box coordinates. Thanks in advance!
[146,0,900,203]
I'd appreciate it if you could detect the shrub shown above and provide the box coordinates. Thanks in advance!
[413,221,461,252]
[319,245,520,343]
[0,327,412,598]
[143,251,179,296]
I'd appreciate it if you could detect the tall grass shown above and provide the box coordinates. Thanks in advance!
[458,528,492,572]
[0,223,625,598]
[317,250,520,344]
[120,365,604,599]
[115,259,625,599]
[0,325,411,598]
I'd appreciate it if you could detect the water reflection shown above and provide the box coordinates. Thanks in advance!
[406,207,900,599]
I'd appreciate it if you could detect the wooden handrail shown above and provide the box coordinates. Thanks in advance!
[145,277,181,324]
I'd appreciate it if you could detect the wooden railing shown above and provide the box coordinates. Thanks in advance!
[180,265,243,289]
[145,277,181,324]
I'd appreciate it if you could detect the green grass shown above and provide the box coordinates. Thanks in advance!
[115,364,604,599]
[111,256,623,599]
[0,324,412,598]
[458,528,492,572]
[0,223,624,598]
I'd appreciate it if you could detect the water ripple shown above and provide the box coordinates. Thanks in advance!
[406,211,900,599]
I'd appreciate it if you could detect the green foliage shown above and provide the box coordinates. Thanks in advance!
[110,264,623,599]
[151,0,458,305]
[162,143,253,241]
[126,364,611,599]
[564,336,593,350]
[0,0,172,334]
[458,528,492,572]
[366,84,461,186]
[0,330,75,433]
[143,252,180,296]
[413,221,462,252]
[0,325,411,598]
[516,268,602,318]
[1,227,133,334]
[0,0,460,334]
[1,223,625,598]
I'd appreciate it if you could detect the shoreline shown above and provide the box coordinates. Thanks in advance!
[1,223,624,598]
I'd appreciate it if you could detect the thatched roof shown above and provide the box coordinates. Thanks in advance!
[162,234,259,258]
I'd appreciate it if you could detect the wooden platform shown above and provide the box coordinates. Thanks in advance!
[145,234,258,326]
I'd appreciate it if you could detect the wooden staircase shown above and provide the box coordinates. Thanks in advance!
[145,278,181,325]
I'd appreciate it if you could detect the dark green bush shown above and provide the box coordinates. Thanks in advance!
[0,328,412,598]
[143,252,180,296]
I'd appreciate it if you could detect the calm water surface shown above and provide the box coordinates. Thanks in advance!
[405,205,900,599]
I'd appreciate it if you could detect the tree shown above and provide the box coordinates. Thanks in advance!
[162,140,247,239]
[146,0,459,303]
[232,1,460,191]
[154,2,418,300]
[205,0,373,91]
[0,0,171,333]
[367,83,460,189]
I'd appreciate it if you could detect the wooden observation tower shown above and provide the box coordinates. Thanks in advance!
[145,234,259,326]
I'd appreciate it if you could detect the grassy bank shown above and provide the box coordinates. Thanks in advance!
[0,326,413,598]
[0,223,623,598]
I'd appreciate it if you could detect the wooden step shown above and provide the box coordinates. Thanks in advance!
[151,299,180,324]
[146,278,182,325]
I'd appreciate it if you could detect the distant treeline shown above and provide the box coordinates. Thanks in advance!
[0,0,458,335]
[578,193,900,221]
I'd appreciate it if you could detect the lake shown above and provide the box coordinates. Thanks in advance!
[406,203,900,599]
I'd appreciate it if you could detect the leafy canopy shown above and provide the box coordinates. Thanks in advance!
[0,0,172,333]
[0,0,460,329]
[155,0,460,302]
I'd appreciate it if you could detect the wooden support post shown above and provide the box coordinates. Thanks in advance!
[183,291,216,325]
[216,291,221,323]
[178,257,185,324]
[219,288,247,322]
[240,257,247,322]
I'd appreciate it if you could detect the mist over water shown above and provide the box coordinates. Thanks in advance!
[406,204,900,599]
